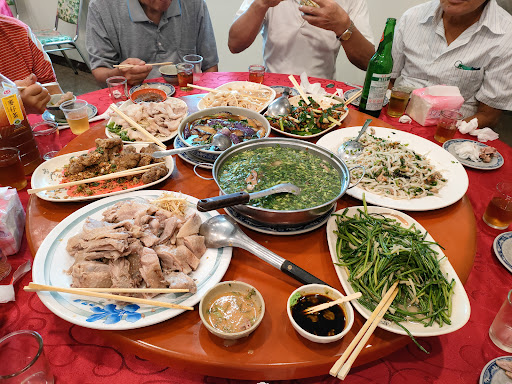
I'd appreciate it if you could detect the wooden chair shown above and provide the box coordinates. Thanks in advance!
[34,0,90,74]
[5,0,18,18]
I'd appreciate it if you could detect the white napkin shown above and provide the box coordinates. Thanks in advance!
[299,72,327,95]
[399,115,412,124]
[457,117,499,142]
[454,141,480,162]
[0,259,31,303]
[470,127,499,142]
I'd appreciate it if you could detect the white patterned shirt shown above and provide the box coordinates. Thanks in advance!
[391,0,512,117]
[234,0,374,80]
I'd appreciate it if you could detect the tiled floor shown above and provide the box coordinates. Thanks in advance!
[53,63,512,146]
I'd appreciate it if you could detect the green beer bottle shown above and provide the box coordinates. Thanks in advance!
[358,18,396,118]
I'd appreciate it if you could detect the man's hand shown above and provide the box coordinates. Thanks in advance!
[117,58,152,86]
[256,0,285,8]
[299,0,351,36]
[15,74,51,115]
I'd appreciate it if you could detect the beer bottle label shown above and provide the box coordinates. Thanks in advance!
[366,73,391,111]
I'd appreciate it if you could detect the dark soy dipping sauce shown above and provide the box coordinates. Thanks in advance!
[291,294,346,337]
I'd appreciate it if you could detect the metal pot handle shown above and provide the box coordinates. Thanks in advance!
[193,164,214,180]
[348,165,365,189]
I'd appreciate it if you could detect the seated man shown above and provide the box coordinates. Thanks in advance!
[391,0,512,128]
[228,0,375,79]
[0,15,61,114]
[86,0,219,86]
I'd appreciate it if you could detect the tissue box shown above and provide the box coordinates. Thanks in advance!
[0,187,26,256]
[405,85,464,126]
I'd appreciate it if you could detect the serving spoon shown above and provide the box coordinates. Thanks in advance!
[337,119,372,162]
[151,134,231,158]
[266,89,291,117]
[199,215,328,286]
[197,183,300,212]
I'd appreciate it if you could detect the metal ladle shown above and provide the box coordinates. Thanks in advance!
[151,134,231,158]
[266,89,291,117]
[337,119,372,162]
[197,183,300,212]
[199,215,328,286]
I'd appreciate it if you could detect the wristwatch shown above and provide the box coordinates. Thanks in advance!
[337,20,355,41]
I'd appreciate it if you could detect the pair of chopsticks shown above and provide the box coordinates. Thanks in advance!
[113,61,173,69]
[330,282,399,380]
[303,292,361,315]
[24,283,194,311]
[344,89,363,106]
[17,81,60,90]
[27,162,162,194]
[109,104,166,149]
[288,75,310,105]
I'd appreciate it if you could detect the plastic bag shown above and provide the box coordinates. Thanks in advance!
[0,187,26,255]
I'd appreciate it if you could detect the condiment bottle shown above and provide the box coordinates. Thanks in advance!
[358,18,396,118]
[0,73,42,174]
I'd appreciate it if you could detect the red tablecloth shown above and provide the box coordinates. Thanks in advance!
[2,72,512,384]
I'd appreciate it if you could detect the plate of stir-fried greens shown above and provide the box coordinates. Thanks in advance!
[326,203,470,341]
[265,94,348,139]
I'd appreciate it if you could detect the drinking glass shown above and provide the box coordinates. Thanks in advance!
[183,54,203,82]
[387,86,412,117]
[32,121,61,160]
[483,182,512,229]
[248,64,265,84]
[489,289,512,352]
[0,330,54,383]
[177,63,194,91]
[0,147,27,190]
[434,109,463,143]
[59,100,90,135]
[106,76,129,106]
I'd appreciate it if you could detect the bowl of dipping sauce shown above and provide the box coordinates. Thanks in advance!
[287,284,354,344]
[130,88,167,104]
[199,281,265,340]
[159,65,178,85]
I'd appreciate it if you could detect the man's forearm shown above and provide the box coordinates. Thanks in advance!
[204,65,218,72]
[228,1,268,54]
[92,67,122,86]
[466,102,502,129]
[340,29,375,71]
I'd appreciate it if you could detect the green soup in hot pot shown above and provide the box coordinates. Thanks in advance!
[218,146,342,210]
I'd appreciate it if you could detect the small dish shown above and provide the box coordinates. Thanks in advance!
[287,284,354,344]
[480,356,512,384]
[443,139,504,170]
[129,82,175,97]
[130,88,167,104]
[46,93,76,120]
[493,232,512,275]
[269,85,300,99]
[199,281,265,340]
[159,65,178,85]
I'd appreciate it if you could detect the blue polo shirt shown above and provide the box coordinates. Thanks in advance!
[86,0,219,79]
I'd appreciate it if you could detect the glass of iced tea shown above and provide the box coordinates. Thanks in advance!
[59,99,90,135]
[387,86,412,117]
[434,109,463,143]
[177,63,194,91]
[248,64,265,84]
[483,182,512,230]
[0,147,27,190]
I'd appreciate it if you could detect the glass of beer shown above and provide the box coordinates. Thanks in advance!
[59,100,90,135]
[248,64,265,84]
[387,86,412,117]
[0,147,27,190]
[434,109,463,143]
[177,63,194,91]
[483,182,512,230]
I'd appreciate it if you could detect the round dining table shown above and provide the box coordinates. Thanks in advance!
[2,72,512,384]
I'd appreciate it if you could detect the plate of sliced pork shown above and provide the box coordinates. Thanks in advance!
[31,190,232,330]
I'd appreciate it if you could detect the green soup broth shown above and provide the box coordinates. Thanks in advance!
[218,146,343,210]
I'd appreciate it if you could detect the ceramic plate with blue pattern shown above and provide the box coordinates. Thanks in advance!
[174,136,213,170]
[480,356,512,384]
[443,139,504,170]
[32,190,232,330]
[129,82,175,97]
[493,232,512,275]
